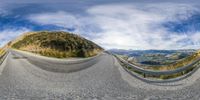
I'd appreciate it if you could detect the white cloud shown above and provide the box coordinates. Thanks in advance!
[86,3,199,50]
[26,3,200,50]
[0,28,30,47]
[28,11,79,29]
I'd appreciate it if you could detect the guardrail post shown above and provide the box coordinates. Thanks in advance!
[113,53,200,81]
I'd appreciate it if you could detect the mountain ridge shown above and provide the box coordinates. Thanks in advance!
[10,31,103,58]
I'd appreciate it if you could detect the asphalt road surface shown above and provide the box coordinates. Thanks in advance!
[1,50,200,100]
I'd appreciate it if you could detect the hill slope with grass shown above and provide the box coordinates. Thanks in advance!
[0,48,5,56]
[11,31,103,58]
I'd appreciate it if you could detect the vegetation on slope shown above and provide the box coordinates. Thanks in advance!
[0,48,5,56]
[121,51,200,71]
[11,31,103,58]
[118,51,200,79]
[0,47,7,64]
[0,45,7,57]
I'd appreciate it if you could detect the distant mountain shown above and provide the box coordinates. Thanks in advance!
[11,31,103,58]
[108,49,197,65]
[109,49,196,56]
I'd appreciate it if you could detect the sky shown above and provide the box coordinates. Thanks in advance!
[0,0,200,50]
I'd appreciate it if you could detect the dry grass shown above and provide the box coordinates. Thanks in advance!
[147,51,200,71]
[120,58,199,79]
[122,50,200,71]
[11,31,104,58]
[0,48,6,64]
[0,48,5,56]
[118,50,200,79]
[19,45,102,58]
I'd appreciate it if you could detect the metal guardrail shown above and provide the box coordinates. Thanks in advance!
[106,51,200,82]
[115,55,200,76]
[0,52,8,65]
[121,61,200,83]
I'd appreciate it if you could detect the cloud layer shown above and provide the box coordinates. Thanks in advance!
[28,11,78,31]
[27,3,200,50]
[0,28,30,46]
[1,3,200,50]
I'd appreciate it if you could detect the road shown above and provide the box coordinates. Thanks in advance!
[0,50,200,99]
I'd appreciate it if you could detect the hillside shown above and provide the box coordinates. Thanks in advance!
[109,49,196,66]
[0,45,7,57]
[0,48,5,56]
[11,31,103,58]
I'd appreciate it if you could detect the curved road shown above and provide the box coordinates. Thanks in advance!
[0,50,200,99]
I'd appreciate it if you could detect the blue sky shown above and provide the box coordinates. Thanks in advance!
[0,0,200,50]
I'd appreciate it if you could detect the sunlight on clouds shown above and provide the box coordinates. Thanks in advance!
[86,4,199,49]
[27,3,200,50]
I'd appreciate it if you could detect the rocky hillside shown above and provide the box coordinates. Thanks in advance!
[11,31,103,58]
